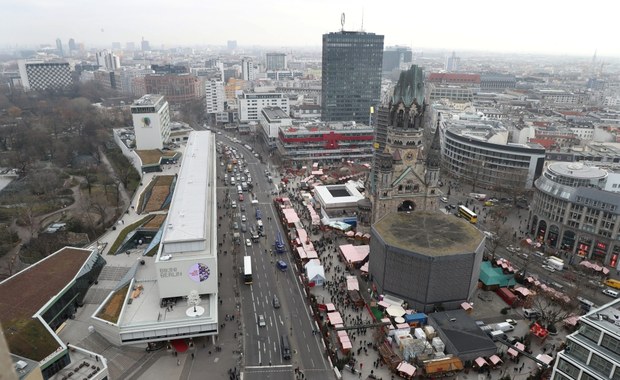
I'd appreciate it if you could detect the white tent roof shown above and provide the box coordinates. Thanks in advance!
[307,264,325,283]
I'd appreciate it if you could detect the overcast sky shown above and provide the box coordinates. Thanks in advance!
[1,0,617,57]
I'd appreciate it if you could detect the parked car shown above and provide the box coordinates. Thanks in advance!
[440,196,448,203]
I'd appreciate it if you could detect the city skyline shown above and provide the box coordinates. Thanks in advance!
[1,0,618,57]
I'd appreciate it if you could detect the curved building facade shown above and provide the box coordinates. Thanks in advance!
[529,162,620,266]
[442,124,546,190]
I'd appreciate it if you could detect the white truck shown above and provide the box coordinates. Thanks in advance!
[546,257,564,271]
[494,322,515,332]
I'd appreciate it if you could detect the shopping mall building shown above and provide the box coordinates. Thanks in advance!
[529,162,620,267]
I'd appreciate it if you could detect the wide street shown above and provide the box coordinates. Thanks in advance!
[215,134,332,380]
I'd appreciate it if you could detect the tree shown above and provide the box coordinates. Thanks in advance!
[523,289,578,330]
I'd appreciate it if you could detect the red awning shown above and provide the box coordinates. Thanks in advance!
[171,339,189,353]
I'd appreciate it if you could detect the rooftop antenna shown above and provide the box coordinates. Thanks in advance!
[341,13,345,32]
[361,8,364,32]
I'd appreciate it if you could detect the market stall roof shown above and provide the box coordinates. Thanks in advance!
[326,303,336,312]
[489,355,502,365]
[515,287,531,296]
[396,361,416,376]
[339,244,370,263]
[360,262,369,273]
[474,357,488,367]
[346,275,359,291]
[460,302,472,311]
[507,348,518,357]
[327,312,343,325]
[386,305,406,317]
[536,353,553,366]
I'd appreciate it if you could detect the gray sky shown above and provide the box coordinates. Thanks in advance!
[1,0,617,57]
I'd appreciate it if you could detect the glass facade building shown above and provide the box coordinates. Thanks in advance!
[321,31,384,124]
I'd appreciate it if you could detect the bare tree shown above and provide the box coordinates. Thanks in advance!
[523,291,578,330]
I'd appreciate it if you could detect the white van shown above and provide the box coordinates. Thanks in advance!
[237,185,243,194]
[523,308,541,319]
[603,289,619,298]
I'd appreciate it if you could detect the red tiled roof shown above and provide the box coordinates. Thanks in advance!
[529,138,555,149]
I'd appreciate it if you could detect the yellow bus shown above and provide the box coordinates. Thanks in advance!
[458,205,478,224]
[604,279,620,290]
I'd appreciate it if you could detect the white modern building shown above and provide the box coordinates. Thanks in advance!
[551,298,620,380]
[95,50,121,71]
[259,107,291,149]
[238,91,289,122]
[313,182,366,227]
[92,131,219,346]
[17,60,72,91]
[241,57,256,81]
[205,80,225,114]
[130,94,171,150]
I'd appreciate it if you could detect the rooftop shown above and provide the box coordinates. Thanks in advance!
[0,247,94,361]
[373,211,483,257]
[281,121,373,134]
[428,309,496,355]
[261,106,290,121]
[581,298,620,336]
[547,162,608,180]
[313,182,365,208]
[160,132,214,245]
[131,94,165,107]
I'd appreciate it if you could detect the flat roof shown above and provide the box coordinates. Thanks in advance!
[373,211,483,257]
[428,309,496,354]
[314,182,365,208]
[161,132,213,244]
[581,298,620,336]
[548,162,608,179]
[262,107,290,120]
[131,94,165,107]
[0,247,93,361]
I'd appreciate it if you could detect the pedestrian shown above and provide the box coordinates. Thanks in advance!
[191,353,195,359]
[177,359,180,366]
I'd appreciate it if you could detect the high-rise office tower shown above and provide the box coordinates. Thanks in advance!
[382,46,412,72]
[241,57,256,81]
[68,38,76,52]
[17,60,73,91]
[265,53,287,71]
[321,31,384,124]
[96,50,121,71]
[141,38,150,51]
[55,38,63,57]
[445,51,460,72]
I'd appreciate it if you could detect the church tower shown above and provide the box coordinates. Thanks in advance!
[365,65,443,226]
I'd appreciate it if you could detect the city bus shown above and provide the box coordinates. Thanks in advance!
[458,205,478,223]
[243,256,252,285]
[604,279,620,290]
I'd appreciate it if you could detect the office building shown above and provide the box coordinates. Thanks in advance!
[141,74,202,104]
[266,52,287,71]
[205,80,225,114]
[529,162,620,265]
[370,211,484,313]
[259,106,291,150]
[55,38,63,57]
[17,60,73,91]
[141,38,150,51]
[441,119,546,190]
[480,73,516,90]
[445,51,460,72]
[95,50,121,71]
[551,298,620,380]
[382,46,412,72]
[68,38,76,52]
[130,94,171,150]
[238,91,289,122]
[321,31,384,123]
[241,57,256,81]
[275,120,374,164]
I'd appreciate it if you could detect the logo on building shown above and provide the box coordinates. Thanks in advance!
[188,263,210,282]
[142,117,151,127]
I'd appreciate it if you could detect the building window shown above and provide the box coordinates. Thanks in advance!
[579,324,600,343]
[589,353,613,377]
[603,334,620,355]
[557,358,580,378]
[565,340,589,363]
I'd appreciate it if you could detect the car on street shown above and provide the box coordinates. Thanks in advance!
[241,214,247,222]
[231,201,237,208]
[542,264,556,273]
[258,315,266,327]
[245,238,252,247]
[272,295,280,308]
[276,260,288,271]
[240,204,246,212]
[505,319,517,326]
[233,222,239,230]
[440,196,448,203]
[239,194,244,201]
[240,223,247,232]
